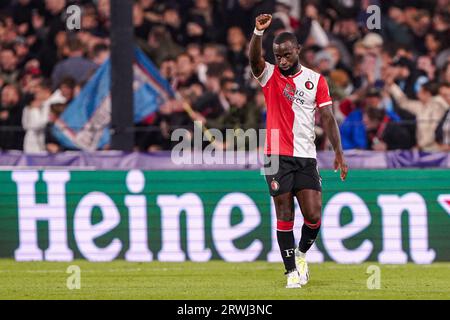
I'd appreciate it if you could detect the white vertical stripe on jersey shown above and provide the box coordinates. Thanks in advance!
[292,74,318,158]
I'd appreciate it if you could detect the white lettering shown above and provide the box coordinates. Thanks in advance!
[12,171,73,261]
[212,193,263,261]
[378,193,435,264]
[322,192,373,263]
[157,193,211,261]
[124,170,152,261]
[74,192,122,261]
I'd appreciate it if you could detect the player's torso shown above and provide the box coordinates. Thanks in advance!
[262,66,321,158]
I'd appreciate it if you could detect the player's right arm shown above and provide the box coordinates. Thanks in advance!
[249,14,272,78]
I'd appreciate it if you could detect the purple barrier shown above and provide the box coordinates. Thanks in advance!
[386,150,450,168]
[0,150,449,169]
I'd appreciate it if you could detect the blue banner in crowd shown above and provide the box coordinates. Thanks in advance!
[52,48,174,151]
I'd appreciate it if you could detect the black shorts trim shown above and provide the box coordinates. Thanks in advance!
[264,155,322,197]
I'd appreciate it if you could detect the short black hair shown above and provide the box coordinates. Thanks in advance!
[421,81,439,96]
[273,32,299,46]
[206,63,227,78]
[92,43,109,57]
[365,107,385,123]
[67,37,84,52]
[366,87,382,98]
[59,77,77,89]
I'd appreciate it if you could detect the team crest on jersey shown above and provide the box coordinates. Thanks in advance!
[271,179,280,192]
[305,80,314,90]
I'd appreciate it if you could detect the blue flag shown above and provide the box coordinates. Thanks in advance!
[52,48,175,151]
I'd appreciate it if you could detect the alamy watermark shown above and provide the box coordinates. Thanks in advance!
[170,121,279,175]
[66,5,81,31]
[366,5,381,30]
[66,265,81,290]
[366,265,381,290]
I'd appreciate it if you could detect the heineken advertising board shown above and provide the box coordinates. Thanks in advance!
[0,170,448,264]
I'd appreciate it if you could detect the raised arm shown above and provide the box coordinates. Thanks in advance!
[249,14,272,78]
[388,83,421,115]
[384,67,420,115]
[319,106,348,181]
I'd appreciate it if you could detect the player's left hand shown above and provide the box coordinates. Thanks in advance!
[334,152,348,181]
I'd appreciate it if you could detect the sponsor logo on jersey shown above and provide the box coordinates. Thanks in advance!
[283,83,306,105]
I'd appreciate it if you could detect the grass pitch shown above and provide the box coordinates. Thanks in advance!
[0,260,449,300]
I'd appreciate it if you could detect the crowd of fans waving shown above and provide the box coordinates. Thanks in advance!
[0,0,449,153]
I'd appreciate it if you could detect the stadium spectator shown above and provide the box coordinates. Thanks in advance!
[438,81,450,106]
[51,37,97,90]
[226,26,248,84]
[331,17,362,57]
[436,108,450,151]
[362,107,413,151]
[196,43,228,84]
[91,43,110,66]
[173,52,202,90]
[435,82,450,151]
[325,44,352,76]
[0,84,24,150]
[313,50,335,76]
[0,47,20,85]
[45,102,67,153]
[12,0,36,28]
[207,79,259,150]
[133,1,152,41]
[44,0,67,40]
[97,0,111,27]
[222,0,275,37]
[387,79,449,151]
[20,61,44,103]
[381,5,414,46]
[417,55,437,81]
[207,79,256,128]
[202,43,227,65]
[161,5,186,46]
[340,87,405,150]
[159,56,177,83]
[141,24,183,68]
[191,63,229,122]
[58,77,77,104]
[391,56,429,99]
[22,81,52,153]
[0,0,449,153]
[441,61,450,83]
[186,43,203,70]
[186,0,224,44]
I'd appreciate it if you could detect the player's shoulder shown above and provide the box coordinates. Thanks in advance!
[300,65,323,81]
[253,61,276,87]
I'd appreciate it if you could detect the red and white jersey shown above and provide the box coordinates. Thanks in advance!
[254,62,332,158]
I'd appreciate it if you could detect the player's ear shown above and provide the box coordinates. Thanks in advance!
[292,44,300,56]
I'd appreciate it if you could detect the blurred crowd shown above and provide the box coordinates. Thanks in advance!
[0,0,449,153]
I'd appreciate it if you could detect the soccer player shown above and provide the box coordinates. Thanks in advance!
[249,14,348,288]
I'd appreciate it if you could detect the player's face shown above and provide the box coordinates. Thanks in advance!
[273,41,300,76]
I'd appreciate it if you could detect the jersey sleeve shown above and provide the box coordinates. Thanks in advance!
[252,62,275,87]
[316,75,332,108]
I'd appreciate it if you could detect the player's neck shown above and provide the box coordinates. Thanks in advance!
[280,61,302,77]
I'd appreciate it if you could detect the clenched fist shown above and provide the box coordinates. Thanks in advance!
[255,14,272,31]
